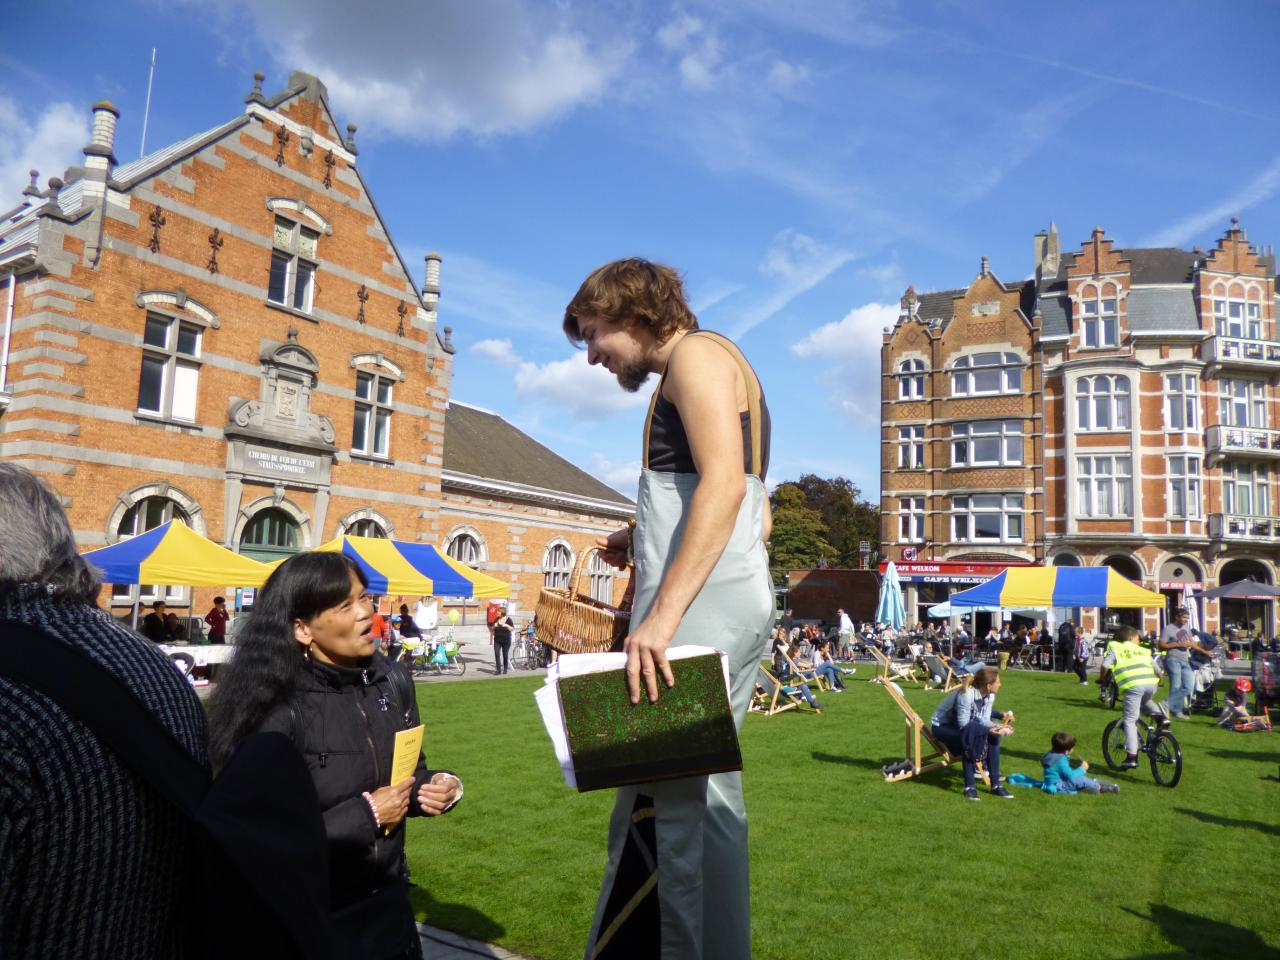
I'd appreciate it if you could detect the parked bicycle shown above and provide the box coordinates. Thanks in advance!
[400,630,466,677]
[510,623,547,671]
[1101,715,1183,787]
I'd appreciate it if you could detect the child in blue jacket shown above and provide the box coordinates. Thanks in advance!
[1040,732,1120,794]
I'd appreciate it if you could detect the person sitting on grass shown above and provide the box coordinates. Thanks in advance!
[929,666,1015,801]
[1040,732,1119,794]
[811,639,846,691]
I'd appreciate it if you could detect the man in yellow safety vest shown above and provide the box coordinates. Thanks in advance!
[1099,624,1169,767]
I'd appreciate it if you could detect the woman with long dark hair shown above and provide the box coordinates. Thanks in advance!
[208,551,462,960]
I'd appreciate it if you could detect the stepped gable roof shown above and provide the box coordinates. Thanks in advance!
[444,401,634,508]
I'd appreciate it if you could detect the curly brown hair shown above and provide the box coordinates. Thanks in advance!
[563,258,699,344]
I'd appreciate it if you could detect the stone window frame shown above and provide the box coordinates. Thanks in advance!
[950,419,1023,468]
[898,496,926,542]
[1218,376,1269,429]
[106,482,206,607]
[338,507,396,540]
[1222,460,1272,518]
[585,549,615,603]
[951,493,1024,543]
[1166,454,1203,519]
[948,350,1023,398]
[1209,278,1266,341]
[542,537,575,589]
[444,525,487,567]
[349,354,405,461]
[896,424,925,469]
[1078,280,1120,349]
[896,358,926,400]
[232,494,313,554]
[266,210,325,314]
[1074,374,1131,432]
[1075,453,1133,518]
[1164,373,1200,433]
[136,312,204,422]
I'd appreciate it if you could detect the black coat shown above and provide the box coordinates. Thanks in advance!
[261,653,454,957]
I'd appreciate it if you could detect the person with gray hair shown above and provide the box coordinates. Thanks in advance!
[0,464,209,959]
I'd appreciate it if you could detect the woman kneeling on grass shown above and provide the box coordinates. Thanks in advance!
[929,666,1015,801]
[209,552,462,960]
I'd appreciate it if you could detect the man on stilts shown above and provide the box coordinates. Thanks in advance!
[563,258,773,960]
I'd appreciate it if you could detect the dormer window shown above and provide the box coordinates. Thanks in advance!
[896,359,926,399]
[1080,287,1118,347]
[950,352,1021,397]
[268,216,319,312]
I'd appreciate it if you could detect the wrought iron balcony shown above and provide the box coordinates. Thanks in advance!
[1205,335,1280,379]
[1206,424,1280,464]
[1209,513,1280,542]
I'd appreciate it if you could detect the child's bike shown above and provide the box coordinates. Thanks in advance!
[1101,717,1183,787]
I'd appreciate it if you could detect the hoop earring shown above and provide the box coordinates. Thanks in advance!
[303,643,312,661]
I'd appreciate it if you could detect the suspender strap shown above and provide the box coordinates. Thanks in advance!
[642,330,764,477]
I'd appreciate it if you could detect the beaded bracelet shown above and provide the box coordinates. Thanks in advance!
[362,791,382,830]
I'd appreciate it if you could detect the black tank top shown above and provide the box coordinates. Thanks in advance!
[643,331,771,480]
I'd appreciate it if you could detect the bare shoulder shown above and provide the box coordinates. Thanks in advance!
[665,334,740,397]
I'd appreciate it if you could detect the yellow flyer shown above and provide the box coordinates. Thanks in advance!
[390,724,424,784]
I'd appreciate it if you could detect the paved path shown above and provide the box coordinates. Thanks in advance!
[419,922,535,959]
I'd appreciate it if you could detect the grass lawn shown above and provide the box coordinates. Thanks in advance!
[404,668,1280,960]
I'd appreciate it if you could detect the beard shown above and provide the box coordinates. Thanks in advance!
[616,360,651,393]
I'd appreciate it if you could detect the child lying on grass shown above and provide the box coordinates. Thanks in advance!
[1040,731,1120,794]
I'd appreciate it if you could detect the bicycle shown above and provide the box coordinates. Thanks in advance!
[1101,715,1183,787]
[1098,677,1119,709]
[401,631,466,677]
[510,623,547,671]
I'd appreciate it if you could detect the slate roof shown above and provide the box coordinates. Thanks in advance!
[112,118,246,187]
[1038,294,1071,339]
[1126,248,1197,284]
[443,402,634,509]
[1127,287,1201,333]
[915,289,963,322]
[0,182,87,260]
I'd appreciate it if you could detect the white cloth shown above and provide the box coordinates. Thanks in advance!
[413,599,438,633]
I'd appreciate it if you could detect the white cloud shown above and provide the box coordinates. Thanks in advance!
[230,0,631,140]
[657,14,704,51]
[766,59,809,94]
[0,98,85,204]
[727,229,856,338]
[791,301,899,425]
[469,338,648,421]
[590,452,641,500]
[1143,155,1280,248]
[655,12,723,90]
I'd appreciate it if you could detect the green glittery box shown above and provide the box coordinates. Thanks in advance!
[558,653,742,792]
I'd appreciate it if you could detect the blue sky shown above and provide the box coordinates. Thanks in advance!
[4,1,1279,501]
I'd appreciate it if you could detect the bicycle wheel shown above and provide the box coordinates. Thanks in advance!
[1101,719,1127,770]
[1149,731,1183,788]
[1100,680,1118,710]
[449,656,466,677]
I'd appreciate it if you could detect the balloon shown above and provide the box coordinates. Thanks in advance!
[447,609,460,625]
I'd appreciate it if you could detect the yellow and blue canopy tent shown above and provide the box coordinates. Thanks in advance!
[948,566,1164,610]
[83,519,273,587]
[295,535,509,600]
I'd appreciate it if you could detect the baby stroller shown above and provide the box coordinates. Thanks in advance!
[1251,651,1280,719]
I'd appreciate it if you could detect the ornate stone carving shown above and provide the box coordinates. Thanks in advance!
[148,204,166,253]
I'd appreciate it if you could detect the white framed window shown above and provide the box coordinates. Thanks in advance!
[951,494,1023,543]
[951,420,1023,467]
[897,359,926,400]
[446,533,482,566]
[543,542,573,589]
[267,216,319,313]
[1224,462,1271,517]
[1214,298,1262,340]
[1165,374,1200,432]
[1219,378,1268,429]
[950,352,1022,397]
[112,496,190,604]
[1167,455,1201,518]
[1075,375,1130,431]
[137,314,201,421]
[1080,290,1118,347]
[587,550,615,603]
[1076,455,1133,517]
[353,370,393,457]
[899,497,925,542]
[897,425,925,469]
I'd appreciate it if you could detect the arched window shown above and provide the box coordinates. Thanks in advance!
[112,496,190,605]
[1212,281,1263,340]
[896,359,926,400]
[1080,284,1118,347]
[239,508,301,562]
[543,542,573,589]
[950,352,1021,397]
[346,518,387,538]
[587,550,615,603]
[447,533,482,566]
[1075,375,1130,431]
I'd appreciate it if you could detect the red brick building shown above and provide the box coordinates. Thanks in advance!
[0,72,630,625]
[882,221,1280,637]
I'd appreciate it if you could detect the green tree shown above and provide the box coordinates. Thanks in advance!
[767,484,834,582]
[789,474,881,567]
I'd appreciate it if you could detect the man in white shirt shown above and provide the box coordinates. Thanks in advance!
[837,608,854,658]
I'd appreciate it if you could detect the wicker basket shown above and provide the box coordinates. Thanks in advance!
[535,547,633,655]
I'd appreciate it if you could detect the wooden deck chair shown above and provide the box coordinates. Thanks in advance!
[868,645,921,686]
[922,654,965,692]
[880,681,989,785]
[780,648,828,691]
[750,666,818,716]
